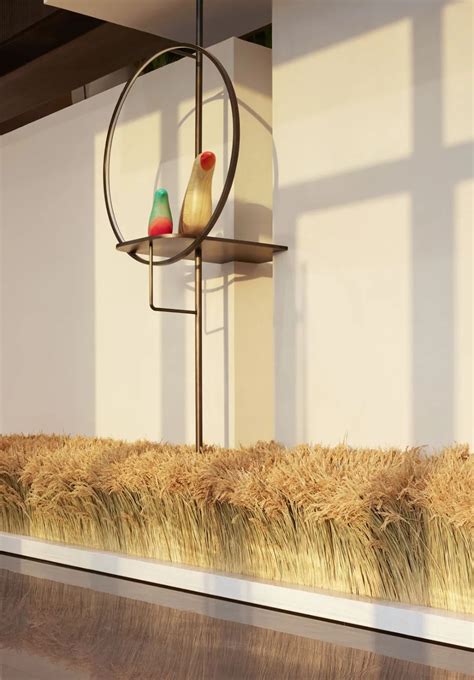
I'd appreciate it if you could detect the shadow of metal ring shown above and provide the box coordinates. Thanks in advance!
[103,43,240,266]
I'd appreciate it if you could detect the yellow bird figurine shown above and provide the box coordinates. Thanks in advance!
[179,151,216,236]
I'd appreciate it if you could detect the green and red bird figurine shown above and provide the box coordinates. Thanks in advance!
[148,188,173,236]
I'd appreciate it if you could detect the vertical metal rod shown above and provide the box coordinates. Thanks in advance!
[195,0,203,156]
[148,242,153,306]
[195,247,203,450]
[195,0,204,450]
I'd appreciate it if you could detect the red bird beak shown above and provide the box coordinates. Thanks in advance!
[200,151,216,171]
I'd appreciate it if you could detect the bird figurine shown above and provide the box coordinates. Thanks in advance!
[179,151,216,236]
[148,188,173,236]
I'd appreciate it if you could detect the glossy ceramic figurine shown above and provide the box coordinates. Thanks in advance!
[148,188,173,236]
[179,151,216,236]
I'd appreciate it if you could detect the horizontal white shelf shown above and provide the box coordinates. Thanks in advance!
[1,532,472,648]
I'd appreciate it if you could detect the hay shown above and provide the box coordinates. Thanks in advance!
[0,435,472,613]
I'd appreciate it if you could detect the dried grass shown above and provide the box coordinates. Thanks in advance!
[0,435,472,613]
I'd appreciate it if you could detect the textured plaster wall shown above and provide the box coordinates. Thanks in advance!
[0,38,273,446]
[273,0,473,448]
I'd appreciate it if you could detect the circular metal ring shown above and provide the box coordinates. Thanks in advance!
[103,43,240,266]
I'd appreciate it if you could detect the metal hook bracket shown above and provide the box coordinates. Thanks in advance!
[148,243,196,315]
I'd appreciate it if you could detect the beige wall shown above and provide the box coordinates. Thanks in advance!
[1,3,472,450]
[0,38,273,446]
[0,143,2,431]
[273,0,473,448]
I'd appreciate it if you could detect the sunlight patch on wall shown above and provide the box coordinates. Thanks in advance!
[453,179,473,445]
[274,18,413,186]
[106,107,162,242]
[295,193,413,447]
[94,125,172,443]
[442,1,474,147]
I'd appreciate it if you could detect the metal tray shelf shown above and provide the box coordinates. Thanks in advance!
[117,234,288,264]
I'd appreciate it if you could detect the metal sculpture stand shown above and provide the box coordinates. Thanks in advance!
[103,0,241,451]
[194,1,203,446]
[103,0,286,451]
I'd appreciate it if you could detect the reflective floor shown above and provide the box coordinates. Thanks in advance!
[0,555,472,680]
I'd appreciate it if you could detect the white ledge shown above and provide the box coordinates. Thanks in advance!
[1,532,472,648]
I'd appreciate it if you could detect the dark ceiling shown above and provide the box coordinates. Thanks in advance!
[0,0,172,134]
[1,0,56,43]
[0,1,102,77]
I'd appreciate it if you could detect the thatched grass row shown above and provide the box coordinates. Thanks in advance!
[0,435,472,613]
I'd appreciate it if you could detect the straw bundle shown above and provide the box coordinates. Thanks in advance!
[0,435,472,614]
[0,568,469,680]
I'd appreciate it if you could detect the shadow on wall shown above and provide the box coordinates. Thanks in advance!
[151,89,273,447]
[0,38,275,448]
[145,68,273,447]
[274,0,473,449]
[272,0,473,669]
[1,39,273,445]
[1,109,97,436]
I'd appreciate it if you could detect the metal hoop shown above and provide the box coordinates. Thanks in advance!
[103,43,240,266]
